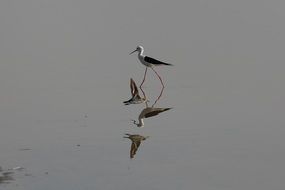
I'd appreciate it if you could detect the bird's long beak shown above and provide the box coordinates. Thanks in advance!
[129,49,137,55]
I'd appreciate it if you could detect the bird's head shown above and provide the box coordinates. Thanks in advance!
[131,119,144,127]
[130,46,144,55]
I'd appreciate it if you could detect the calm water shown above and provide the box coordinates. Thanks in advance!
[1,63,285,190]
[1,1,285,190]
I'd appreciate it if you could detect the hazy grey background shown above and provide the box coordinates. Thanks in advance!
[1,0,285,189]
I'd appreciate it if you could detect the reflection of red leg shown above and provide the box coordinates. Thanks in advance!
[139,67,148,88]
[152,85,164,107]
[151,67,165,88]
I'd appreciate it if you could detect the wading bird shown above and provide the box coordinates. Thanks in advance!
[132,107,172,127]
[130,46,172,88]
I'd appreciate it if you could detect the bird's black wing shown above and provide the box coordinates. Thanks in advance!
[144,108,172,118]
[144,110,161,118]
[144,56,173,66]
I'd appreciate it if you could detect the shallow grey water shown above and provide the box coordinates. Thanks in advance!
[1,65,285,190]
[1,0,285,190]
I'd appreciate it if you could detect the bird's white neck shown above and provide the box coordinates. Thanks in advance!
[138,48,144,57]
[137,118,144,127]
[137,49,145,63]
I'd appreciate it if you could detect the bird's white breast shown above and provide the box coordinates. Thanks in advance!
[139,56,152,67]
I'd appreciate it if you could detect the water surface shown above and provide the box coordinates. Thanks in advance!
[1,1,285,189]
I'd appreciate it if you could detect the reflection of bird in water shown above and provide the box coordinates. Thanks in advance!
[124,78,147,105]
[124,134,149,159]
[132,107,172,127]
[130,46,173,88]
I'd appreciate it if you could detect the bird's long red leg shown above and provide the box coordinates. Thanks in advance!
[151,67,165,88]
[140,67,148,88]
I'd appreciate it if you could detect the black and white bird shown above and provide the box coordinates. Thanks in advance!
[130,46,173,87]
[132,107,172,127]
[123,78,147,105]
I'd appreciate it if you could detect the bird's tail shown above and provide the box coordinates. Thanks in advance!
[162,62,173,66]
[163,108,173,111]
